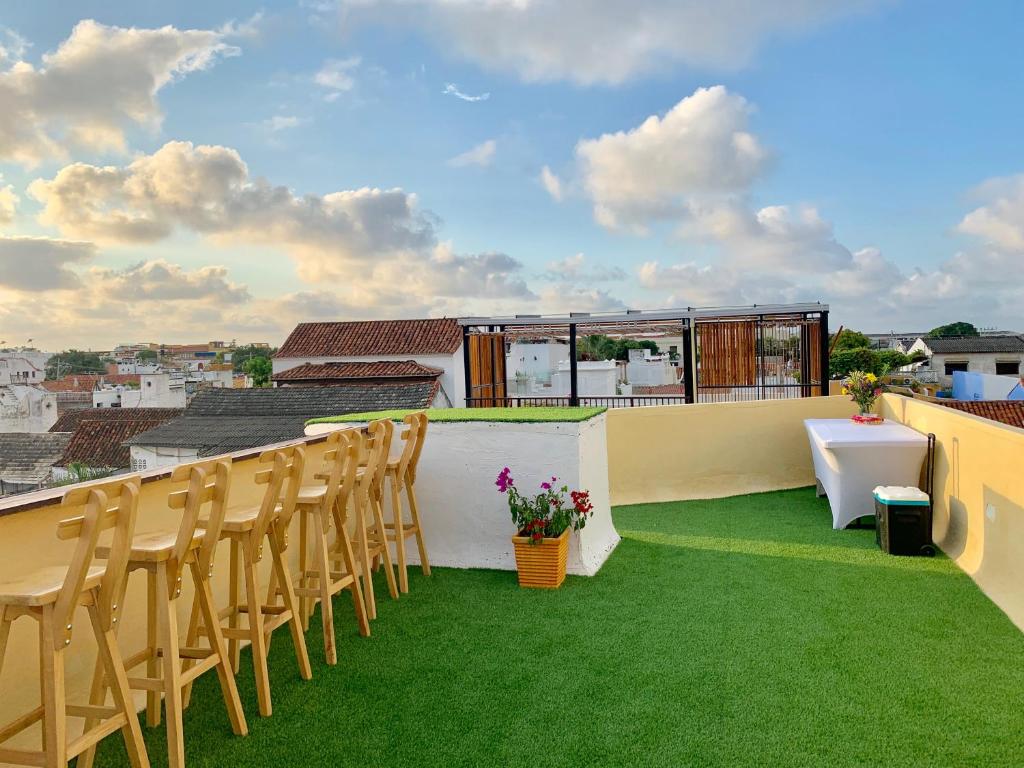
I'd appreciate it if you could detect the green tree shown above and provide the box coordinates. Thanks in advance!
[576,335,659,361]
[136,349,158,362]
[928,321,979,338]
[232,344,276,373]
[829,348,911,378]
[243,356,273,387]
[45,350,107,378]
[830,329,872,350]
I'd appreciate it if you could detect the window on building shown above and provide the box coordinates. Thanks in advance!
[944,361,969,375]
[996,361,1020,376]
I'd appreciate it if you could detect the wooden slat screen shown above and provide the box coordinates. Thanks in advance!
[468,333,506,407]
[696,321,756,387]
[807,322,822,385]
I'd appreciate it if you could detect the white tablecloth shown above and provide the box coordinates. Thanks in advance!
[804,419,928,530]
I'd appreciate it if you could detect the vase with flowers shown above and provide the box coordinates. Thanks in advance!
[495,467,594,588]
[843,370,884,424]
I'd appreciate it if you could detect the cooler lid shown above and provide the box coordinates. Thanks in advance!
[873,485,930,505]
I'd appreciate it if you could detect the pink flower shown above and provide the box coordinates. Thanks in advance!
[495,467,513,493]
[541,481,551,490]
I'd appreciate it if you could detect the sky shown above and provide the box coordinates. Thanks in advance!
[1,0,1023,351]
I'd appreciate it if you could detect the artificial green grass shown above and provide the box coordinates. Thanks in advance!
[307,406,606,425]
[91,488,1024,767]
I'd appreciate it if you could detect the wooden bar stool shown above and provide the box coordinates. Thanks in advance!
[78,459,248,768]
[0,478,150,768]
[344,421,398,621]
[215,445,312,718]
[384,412,431,593]
[292,429,370,664]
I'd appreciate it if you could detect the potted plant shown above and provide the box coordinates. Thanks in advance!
[842,370,884,424]
[495,467,594,589]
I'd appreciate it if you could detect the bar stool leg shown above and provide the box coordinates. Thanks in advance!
[145,569,160,727]
[156,562,186,768]
[372,494,399,600]
[189,559,247,736]
[227,539,241,673]
[353,498,377,621]
[311,512,337,665]
[334,514,371,638]
[86,601,150,768]
[40,606,67,768]
[298,511,311,631]
[407,483,431,576]
[268,529,312,681]
[390,475,409,594]
[242,539,273,718]
[181,585,203,709]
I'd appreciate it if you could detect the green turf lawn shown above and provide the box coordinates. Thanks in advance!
[308,406,606,425]
[91,488,1024,767]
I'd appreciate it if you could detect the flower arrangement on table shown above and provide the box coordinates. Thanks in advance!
[842,370,884,424]
[495,467,594,588]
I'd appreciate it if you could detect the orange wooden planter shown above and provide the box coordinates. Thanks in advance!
[511,528,569,588]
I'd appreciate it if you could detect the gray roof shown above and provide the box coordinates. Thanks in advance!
[0,432,72,486]
[126,382,436,456]
[923,335,1024,354]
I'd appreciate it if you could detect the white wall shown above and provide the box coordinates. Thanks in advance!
[122,373,187,407]
[129,444,200,472]
[0,385,58,432]
[550,360,618,397]
[274,350,465,406]
[306,415,619,576]
[626,355,677,387]
[507,342,566,384]
[0,356,46,385]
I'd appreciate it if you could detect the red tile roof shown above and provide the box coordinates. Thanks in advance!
[633,384,686,395]
[59,417,177,469]
[41,374,141,392]
[936,400,1024,429]
[50,407,184,433]
[273,360,443,382]
[276,319,462,358]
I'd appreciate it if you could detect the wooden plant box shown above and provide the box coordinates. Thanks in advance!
[511,528,569,588]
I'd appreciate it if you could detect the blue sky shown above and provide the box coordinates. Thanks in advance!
[1,0,1022,349]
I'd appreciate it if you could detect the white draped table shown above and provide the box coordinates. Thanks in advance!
[804,419,928,530]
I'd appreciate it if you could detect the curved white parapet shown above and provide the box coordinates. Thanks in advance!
[306,414,619,576]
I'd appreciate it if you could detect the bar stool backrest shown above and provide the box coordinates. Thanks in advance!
[368,419,393,498]
[168,458,232,577]
[254,444,305,551]
[54,476,142,645]
[397,412,428,487]
[358,421,390,504]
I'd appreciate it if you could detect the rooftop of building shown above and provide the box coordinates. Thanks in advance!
[272,360,444,383]
[919,335,1024,354]
[275,318,463,358]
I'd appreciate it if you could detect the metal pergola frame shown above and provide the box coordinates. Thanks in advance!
[459,303,830,407]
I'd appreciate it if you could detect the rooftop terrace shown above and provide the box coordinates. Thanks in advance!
[86,489,1024,767]
[0,391,1021,766]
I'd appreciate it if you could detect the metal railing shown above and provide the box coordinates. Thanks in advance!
[465,395,690,409]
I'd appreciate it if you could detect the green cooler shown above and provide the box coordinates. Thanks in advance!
[873,486,935,557]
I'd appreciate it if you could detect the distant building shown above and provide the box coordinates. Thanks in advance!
[42,373,142,414]
[92,372,187,409]
[0,353,48,385]
[0,432,71,495]
[0,385,58,432]
[273,319,464,406]
[908,335,1024,388]
[48,407,183,478]
[935,400,1024,430]
[126,382,438,470]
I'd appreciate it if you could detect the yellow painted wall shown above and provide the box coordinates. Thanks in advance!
[606,396,858,506]
[879,394,1024,629]
[0,437,334,749]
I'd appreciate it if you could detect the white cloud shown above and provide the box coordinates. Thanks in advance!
[539,165,563,201]
[89,259,251,303]
[957,174,1024,251]
[545,252,626,283]
[448,139,496,168]
[0,27,29,63]
[0,20,243,166]
[261,114,306,132]
[0,236,96,290]
[330,0,879,85]
[442,82,489,102]
[314,56,360,100]
[0,178,17,223]
[575,87,769,232]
